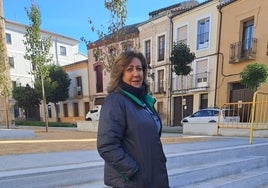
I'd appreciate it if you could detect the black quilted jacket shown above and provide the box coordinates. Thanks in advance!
[97,90,169,188]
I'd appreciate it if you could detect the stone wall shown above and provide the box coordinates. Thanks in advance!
[77,121,99,132]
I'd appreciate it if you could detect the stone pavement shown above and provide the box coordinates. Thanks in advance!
[0,126,267,174]
[1,125,268,187]
[1,135,267,168]
[162,125,182,133]
[0,127,35,139]
[0,125,182,139]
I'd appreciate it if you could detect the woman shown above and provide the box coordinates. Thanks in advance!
[97,50,169,188]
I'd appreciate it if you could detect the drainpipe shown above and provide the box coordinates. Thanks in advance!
[55,38,59,65]
[167,11,173,126]
[215,6,223,107]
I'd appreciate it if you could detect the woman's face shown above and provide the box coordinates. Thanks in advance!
[122,57,144,88]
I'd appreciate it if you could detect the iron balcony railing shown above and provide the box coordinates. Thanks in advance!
[150,80,167,94]
[73,86,83,97]
[229,38,257,63]
[172,72,210,93]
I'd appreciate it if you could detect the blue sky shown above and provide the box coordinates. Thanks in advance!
[3,0,205,55]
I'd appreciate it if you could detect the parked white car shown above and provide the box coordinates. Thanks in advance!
[85,105,101,121]
[181,108,240,126]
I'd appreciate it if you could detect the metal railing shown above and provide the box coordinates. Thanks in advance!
[249,91,268,144]
[218,91,268,144]
[150,80,167,94]
[73,86,83,97]
[172,72,210,92]
[229,38,257,63]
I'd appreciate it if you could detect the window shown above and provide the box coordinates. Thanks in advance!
[229,18,256,62]
[158,70,164,93]
[47,104,52,118]
[95,65,103,93]
[76,77,83,96]
[6,33,12,44]
[60,46,67,56]
[94,52,99,61]
[195,59,208,87]
[84,102,90,116]
[55,103,60,119]
[200,93,208,109]
[73,102,79,117]
[63,103,68,117]
[158,35,165,61]
[145,40,151,65]
[177,25,187,44]
[157,102,164,117]
[241,19,254,58]
[8,56,14,68]
[197,17,210,50]
[12,81,16,89]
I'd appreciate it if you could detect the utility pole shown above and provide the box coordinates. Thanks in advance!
[0,0,12,128]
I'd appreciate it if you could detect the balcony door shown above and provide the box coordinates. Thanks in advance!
[158,70,164,93]
[195,59,208,88]
[241,19,254,58]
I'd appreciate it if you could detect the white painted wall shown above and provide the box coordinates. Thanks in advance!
[5,20,87,87]
[183,123,268,137]
[5,20,87,121]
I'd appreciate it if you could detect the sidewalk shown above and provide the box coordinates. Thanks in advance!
[0,125,182,138]
[162,125,182,133]
[1,134,268,174]
[0,128,35,139]
[1,125,268,188]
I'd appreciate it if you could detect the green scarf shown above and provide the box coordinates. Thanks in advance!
[120,88,156,113]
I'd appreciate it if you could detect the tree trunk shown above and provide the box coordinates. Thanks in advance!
[181,76,184,121]
[53,102,60,122]
[41,74,48,132]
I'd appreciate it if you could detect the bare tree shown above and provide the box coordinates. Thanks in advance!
[82,0,140,72]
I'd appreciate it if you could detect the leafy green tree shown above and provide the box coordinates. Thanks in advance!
[47,65,71,121]
[35,65,70,121]
[12,84,40,119]
[0,45,12,129]
[0,36,10,97]
[170,42,196,122]
[23,2,53,132]
[0,0,12,128]
[240,62,268,91]
[0,35,11,128]
[46,65,70,102]
[170,42,196,76]
[0,0,10,97]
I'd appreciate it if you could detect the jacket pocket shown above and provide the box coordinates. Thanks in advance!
[124,170,145,188]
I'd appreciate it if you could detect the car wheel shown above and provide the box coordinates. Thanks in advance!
[209,120,216,123]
